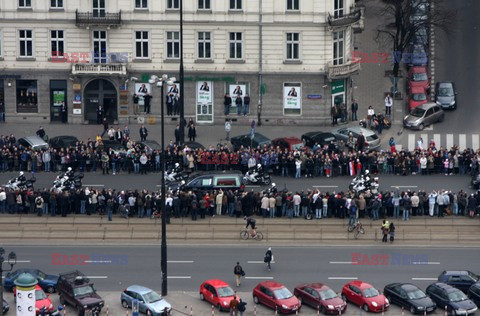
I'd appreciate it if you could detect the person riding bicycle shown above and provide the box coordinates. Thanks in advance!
[244,216,257,237]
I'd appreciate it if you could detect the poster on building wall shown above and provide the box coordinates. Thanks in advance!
[73,93,82,104]
[196,81,213,123]
[135,83,151,106]
[283,83,302,111]
[166,82,180,103]
[229,84,246,108]
[53,90,65,107]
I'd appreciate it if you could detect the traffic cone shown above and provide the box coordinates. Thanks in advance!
[212,305,215,316]
[317,305,320,316]
[254,305,257,316]
[190,306,193,316]
[402,306,405,316]
[445,306,448,316]
[106,305,109,316]
[424,308,427,316]
[63,305,66,316]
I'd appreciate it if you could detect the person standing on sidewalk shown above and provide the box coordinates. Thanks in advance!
[234,262,245,287]
[139,124,148,141]
[389,222,395,243]
[229,294,239,316]
[385,94,393,116]
[351,99,359,121]
[237,299,247,316]
[224,93,232,115]
[225,119,232,141]
[264,247,274,271]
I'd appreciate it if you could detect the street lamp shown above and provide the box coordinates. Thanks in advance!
[179,0,185,144]
[0,248,17,316]
[149,74,176,297]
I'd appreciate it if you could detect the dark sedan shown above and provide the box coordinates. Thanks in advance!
[139,140,162,155]
[301,131,337,148]
[438,270,479,293]
[383,283,436,314]
[426,283,477,316]
[184,141,205,150]
[4,269,58,293]
[230,133,271,151]
[468,283,480,307]
[294,283,346,314]
[48,135,79,150]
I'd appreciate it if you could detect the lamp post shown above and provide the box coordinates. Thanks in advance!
[149,75,176,297]
[179,0,185,145]
[0,248,17,316]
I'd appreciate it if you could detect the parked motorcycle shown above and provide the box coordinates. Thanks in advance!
[244,168,271,185]
[5,173,36,191]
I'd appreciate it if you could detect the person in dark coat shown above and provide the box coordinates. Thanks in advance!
[356,131,366,152]
[188,124,196,142]
[174,124,181,145]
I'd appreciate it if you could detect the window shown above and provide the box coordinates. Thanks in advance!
[19,30,33,57]
[197,32,211,59]
[0,81,4,116]
[50,0,63,8]
[0,32,2,58]
[16,80,38,113]
[334,0,344,18]
[166,31,180,59]
[229,0,242,10]
[135,31,149,59]
[93,30,107,63]
[135,0,148,9]
[333,30,344,65]
[51,30,64,59]
[286,32,300,60]
[93,0,106,17]
[167,0,179,9]
[18,0,31,8]
[198,0,210,10]
[229,32,242,59]
[287,0,299,11]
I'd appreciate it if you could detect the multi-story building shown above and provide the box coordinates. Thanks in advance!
[0,0,363,125]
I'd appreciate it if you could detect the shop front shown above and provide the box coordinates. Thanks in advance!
[83,78,118,124]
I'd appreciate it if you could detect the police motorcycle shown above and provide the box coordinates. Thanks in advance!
[349,170,379,194]
[52,167,83,192]
[5,171,36,190]
[164,163,188,184]
[244,164,272,185]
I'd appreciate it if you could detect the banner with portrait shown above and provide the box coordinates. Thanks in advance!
[135,83,151,106]
[229,84,246,107]
[283,82,302,115]
[196,81,213,123]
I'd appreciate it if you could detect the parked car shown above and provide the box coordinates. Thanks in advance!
[183,141,205,150]
[435,82,457,110]
[407,44,429,67]
[293,283,346,314]
[410,25,429,48]
[438,270,479,293]
[271,137,304,151]
[230,133,271,151]
[410,0,429,23]
[330,126,381,151]
[48,135,79,150]
[252,281,301,314]
[2,299,9,314]
[408,66,430,91]
[17,136,49,151]
[383,283,436,314]
[301,132,337,148]
[468,282,480,307]
[14,285,59,315]
[403,102,444,130]
[341,280,389,313]
[57,270,104,314]
[409,86,430,110]
[426,282,478,315]
[100,139,126,155]
[4,269,58,293]
[178,171,245,192]
[199,279,237,312]
[121,285,171,316]
[139,140,162,155]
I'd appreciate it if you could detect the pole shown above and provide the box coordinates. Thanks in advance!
[179,0,185,144]
[0,259,3,316]
[160,81,168,296]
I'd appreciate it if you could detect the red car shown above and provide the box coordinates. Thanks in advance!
[199,279,237,312]
[408,86,430,110]
[271,137,304,151]
[341,280,389,313]
[252,281,301,314]
[14,284,57,315]
[294,283,347,315]
[408,66,430,91]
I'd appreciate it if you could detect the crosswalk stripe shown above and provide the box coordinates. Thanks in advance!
[433,134,441,148]
[473,134,479,150]
[446,134,454,150]
[405,133,480,151]
[459,134,467,151]
[421,133,428,149]
[408,134,416,151]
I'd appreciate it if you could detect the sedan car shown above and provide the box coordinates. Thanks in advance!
[341,280,389,313]
[48,135,79,150]
[4,269,58,293]
[407,44,429,68]
[403,102,444,130]
[100,139,127,155]
[435,82,457,110]
[426,282,478,316]
[139,140,162,155]
[253,281,301,314]
[271,137,304,151]
[438,270,479,293]
[383,283,436,314]
[14,285,58,315]
[183,141,205,150]
[199,279,237,311]
[230,133,271,151]
[408,66,430,91]
[301,132,337,148]
[17,136,49,151]
[468,282,480,307]
[330,126,380,151]
[121,285,172,316]
[294,283,346,314]
[2,299,8,314]
[408,86,430,110]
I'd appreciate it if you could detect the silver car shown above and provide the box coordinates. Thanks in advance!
[403,102,444,130]
[121,285,171,316]
[330,126,381,151]
[17,136,49,151]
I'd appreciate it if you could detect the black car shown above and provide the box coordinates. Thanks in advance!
[438,270,479,293]
[48,135,79,150]
[230,133,271,151]
[384,283,436,314]
[426,282,478,315]
[301,131,337,148]
[435,82,457,110]
[100,139,126,154]
[183,141,205,150]
[2,299,8,314]
[177,171,245,192]
[468,283,480,307]
[57,270,104,315]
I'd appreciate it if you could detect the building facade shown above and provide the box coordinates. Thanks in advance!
[0,0,363,125]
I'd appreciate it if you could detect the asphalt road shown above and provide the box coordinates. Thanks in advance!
[0,172,474,194]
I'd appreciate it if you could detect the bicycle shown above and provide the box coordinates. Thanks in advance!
[348,221,365,239]
[240,228,264,241]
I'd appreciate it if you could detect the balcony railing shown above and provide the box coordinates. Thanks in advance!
[327,8,362,27]
[327,61,361,80]
[72,63,127,76]
[75,10,121,27]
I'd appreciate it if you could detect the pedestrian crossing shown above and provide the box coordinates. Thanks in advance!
[405,133,480,151]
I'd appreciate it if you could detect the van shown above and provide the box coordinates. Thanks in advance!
[179,171,245,191]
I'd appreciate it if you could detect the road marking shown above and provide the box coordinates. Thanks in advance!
[328,277,358,280]
[412,278,437,281]
[412,262,440,265]
[87,276,108,279]
[82,184,105,187]
[16,260,31,263]
[168,261,194,263]
[330,261,353,264]
[473,134,479,151]
[245,277,274,280]
[390,186,418,188]
[459,134,466,151]
[167,276,191,279]
[421,133,429,148]
[245,185,261,188]
[424,125,433,131]
[433,134,441,148]
[313,185,338,188]
[248,261,276,264]
[85,260,112,264]
[446,134,454,150]
[408,134,415,151]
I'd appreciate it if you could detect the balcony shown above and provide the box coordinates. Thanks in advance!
[327,61,360,80]
[72,63,127,76]
[75,10,121,27]
[327,8,362,27]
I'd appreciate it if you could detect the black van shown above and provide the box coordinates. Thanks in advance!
[177,171,245,191]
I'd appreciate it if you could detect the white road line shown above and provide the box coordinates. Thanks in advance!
[313,185,338,188]
[473,134,479,151]
[424,125,433,131]
[167,276,191,279]
[433,134,441,148]
[421,133,429,148]
[329,261,353,264]
[328,277,358,280]
[446,134,454,151]
[82,184,105,187]
[459,134,467,151]
[412,278,437,281]
[87,276,108,279]
[248,261,276,264]
[412,262,440,265]
[408,134,416,151]
[16,260,31,263]
[85,260,112,263]
[245,277,274,280]
[391,186,418,188]
[168,261,194,263]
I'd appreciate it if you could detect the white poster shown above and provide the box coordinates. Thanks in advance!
[16,286,36,316]
[135,83,151,106]
[167,82,180,103]
[197,81,212,103]
[283,83,302,110]
[229,84,246,107]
